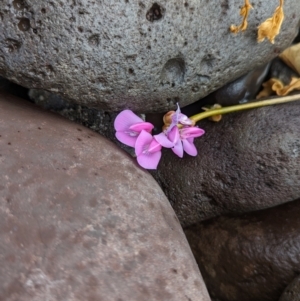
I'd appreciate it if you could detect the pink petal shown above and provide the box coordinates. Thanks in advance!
[178,113,194,125]
[137,151,162,169]
[154,132,174,148]
[172,140,183,158]
[116,131,137,147]
[165,104,181,135]
[168,126,180,144]
[114,110,143,131]
[148,139,162,153]
[180,127,205,139]
[182,138,198,156]
[129,122,154,133]
[135,130,153,157]
[172,103,181,124]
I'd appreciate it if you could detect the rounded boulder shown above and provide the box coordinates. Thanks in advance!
[153,102,300,226]
[0,92,210,301]
[0,1,300,112]
[185,199,300,301]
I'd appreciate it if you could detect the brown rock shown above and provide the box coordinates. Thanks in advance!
[279,275,300,301]
[0,92,210,301]
[152,101,300,226]
[185,199,300,301]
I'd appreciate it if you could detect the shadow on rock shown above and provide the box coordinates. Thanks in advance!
[185,199,300,301]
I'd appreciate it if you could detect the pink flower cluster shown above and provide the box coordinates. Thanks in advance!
[114,105,205,170]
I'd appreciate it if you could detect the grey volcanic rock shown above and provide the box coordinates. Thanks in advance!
[181,63,271,117]
[0,1,300,113]
[152,102,300,227]
[0,92,211,301]
[280,275,300,301]
[185,199,300,301]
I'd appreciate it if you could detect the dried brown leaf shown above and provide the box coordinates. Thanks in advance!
[278,77,300,95]
[256,78,283,98]
[256,77,300,98]
[230,0,253,34]
[257,0,284,44]
[279,43,300,75]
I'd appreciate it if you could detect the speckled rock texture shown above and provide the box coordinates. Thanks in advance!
[185,199,300,301]
[28,88,135,156]
[279,275,300,301]
[1,1,300,113]
[152,101,300,227]
[0,92,211,301]
[181,62,271,116]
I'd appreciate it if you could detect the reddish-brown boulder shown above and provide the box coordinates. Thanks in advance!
[279,275,300,301]
[0,92,210,301]
[185,199,300,301]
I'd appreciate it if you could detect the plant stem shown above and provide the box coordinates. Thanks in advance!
[189,94,300,123]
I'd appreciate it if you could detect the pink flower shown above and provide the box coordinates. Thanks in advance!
[114,110,154,147]
[135,130,162,169]
[178,113,194,126]
[154,126,205,157]
[165,104,194,135]
[180,127,205,156]
[113,106,205,170]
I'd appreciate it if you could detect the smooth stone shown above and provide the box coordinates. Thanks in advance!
[1,1,300,112]
[268,58,299,85]
[0,92,211,301]
[279,275,300,301]
[181,63,271,117]
[185,199,300,301]
[152,101,300,227]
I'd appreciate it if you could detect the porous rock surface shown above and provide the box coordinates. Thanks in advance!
[185,199,300,301]
[1,1,300,112]
[279,275,300,301]
[0,92,211,301]
[152,102,300,227]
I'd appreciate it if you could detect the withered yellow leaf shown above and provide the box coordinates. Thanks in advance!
[202,104,222,122]
[257,0,284,44]
[257,77,300,99]
[256,78,283,98]
[279,43,300,75]
[278,77,300,95]
[230,0,253,34]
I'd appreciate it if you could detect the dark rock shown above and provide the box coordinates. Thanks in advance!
[293,27,300,44]
[181,63,271,117]
[208,63,270,105]
[1,1,300,112]
[0,92,211,301]
[279,275,300,301]
[0,76,30,100]
[28,88,136,156]
[28,88,68,111]
[267,58,299,85]
[185,199,300,301]
[152,101,300,227]
[147,64,271,132]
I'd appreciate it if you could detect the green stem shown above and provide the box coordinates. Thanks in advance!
[189,94,300,123]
